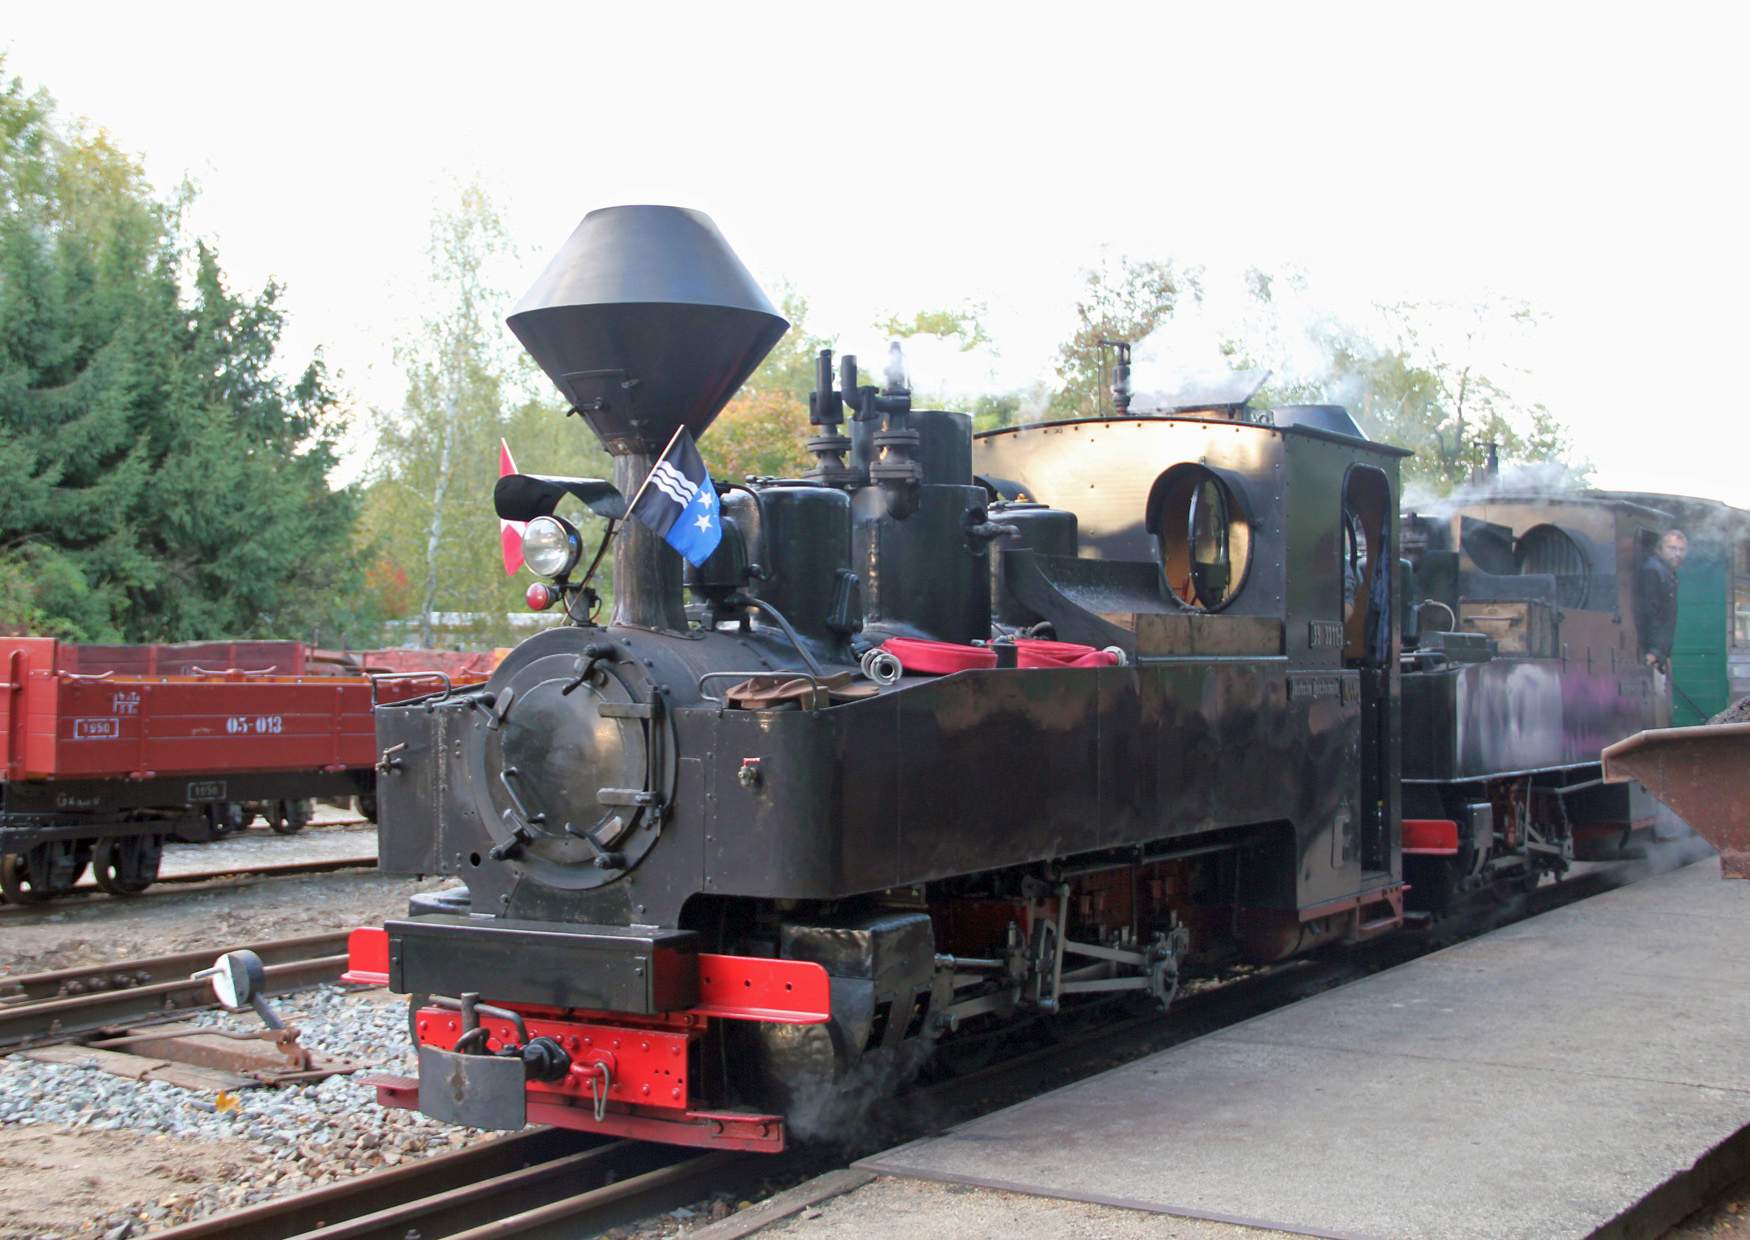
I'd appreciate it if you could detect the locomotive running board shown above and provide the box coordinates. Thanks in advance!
[367,1073,787,1153]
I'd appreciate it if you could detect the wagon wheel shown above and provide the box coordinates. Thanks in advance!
[269,799,311,835]
[356,793,378,824]
[0,841,89,903]
[92,834,164,896]
[0,854,44,904]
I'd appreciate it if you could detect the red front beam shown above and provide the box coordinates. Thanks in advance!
[342,927,831,1023]
[343,925,829,1154]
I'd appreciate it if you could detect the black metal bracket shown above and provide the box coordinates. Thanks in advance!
[561,643,619,696]
[562,820,627,870]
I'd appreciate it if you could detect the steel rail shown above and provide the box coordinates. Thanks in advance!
[0,856,380,912]
[152,1129,591,1240]
[145,855,378,888]
[0,931,350,1006]
[152,1130,735,1240]
[443,1150,743,1240]
[0,947,351,1049]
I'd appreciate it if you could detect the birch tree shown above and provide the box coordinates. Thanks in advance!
[364,187,611,646]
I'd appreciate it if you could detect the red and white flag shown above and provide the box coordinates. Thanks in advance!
[499,438,524,575]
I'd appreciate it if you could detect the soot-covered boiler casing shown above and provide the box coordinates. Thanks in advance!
[375,443,1013,933]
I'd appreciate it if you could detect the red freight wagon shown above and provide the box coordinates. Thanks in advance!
[0,637,480,903]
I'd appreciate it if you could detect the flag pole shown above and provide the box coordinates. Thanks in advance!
[622,423,688,522]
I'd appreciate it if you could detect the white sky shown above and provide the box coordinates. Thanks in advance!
[6,3,1745,503]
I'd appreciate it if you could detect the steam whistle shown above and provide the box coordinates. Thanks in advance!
[806,349,860,486]
[1101,339,1133,417]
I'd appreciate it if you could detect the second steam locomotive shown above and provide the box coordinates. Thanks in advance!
[346,206,1667,1152]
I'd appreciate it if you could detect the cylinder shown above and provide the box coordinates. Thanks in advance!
[612,451,688,631]
[685,489,755,604]
[750,483,853,640]
[853,483,991,643]
[989,502,1079,627]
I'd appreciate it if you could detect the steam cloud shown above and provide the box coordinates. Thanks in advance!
[781,1038,936,1151]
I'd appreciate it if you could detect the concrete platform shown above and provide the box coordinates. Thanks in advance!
[857,858,1750,1240]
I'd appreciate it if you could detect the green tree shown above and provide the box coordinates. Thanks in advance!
[0,62,369,643]
[702,296,1009,476]
[362,185,612,646]
[699,289,825,481]
[1049,256,1200,419]
[875,304,992,353]
[1220,272,1587,494]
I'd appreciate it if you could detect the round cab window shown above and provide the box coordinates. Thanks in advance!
[1516,523,1591,609]
[1154,467,1251,611]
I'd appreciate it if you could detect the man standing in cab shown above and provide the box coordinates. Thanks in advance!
[1635,528,1689,673]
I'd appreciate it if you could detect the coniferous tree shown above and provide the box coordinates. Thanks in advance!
[0,63,370,642]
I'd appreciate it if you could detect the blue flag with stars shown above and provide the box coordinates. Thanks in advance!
[627,428,723,566]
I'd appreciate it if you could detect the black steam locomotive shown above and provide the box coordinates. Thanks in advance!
[346,206,1666,1153]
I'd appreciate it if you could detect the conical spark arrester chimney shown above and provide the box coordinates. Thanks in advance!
[507,206,788,629]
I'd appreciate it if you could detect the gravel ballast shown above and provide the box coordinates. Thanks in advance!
[0,822,503,1236]
[0,984,493,1237]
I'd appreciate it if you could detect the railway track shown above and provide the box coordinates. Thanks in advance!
[157,1130,743,1240]
[142,845,1715,1240]
[0,932,352,1048]
[139,853,378,890]
[0,854,379,912]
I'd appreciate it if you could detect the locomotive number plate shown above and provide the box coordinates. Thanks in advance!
[187,780,228,801]
[1287,674,1341,701]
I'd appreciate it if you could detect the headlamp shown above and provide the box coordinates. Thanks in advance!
[522,516,581,579]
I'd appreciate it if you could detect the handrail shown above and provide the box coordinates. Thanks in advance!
[370,670,456,709]
[697,669,829,710]
[3,648,20,775]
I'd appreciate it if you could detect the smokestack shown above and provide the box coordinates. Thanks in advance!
[507,207,788,628]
